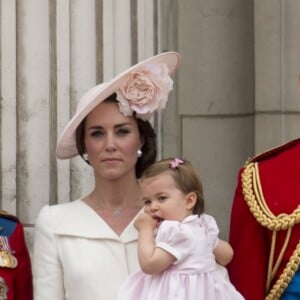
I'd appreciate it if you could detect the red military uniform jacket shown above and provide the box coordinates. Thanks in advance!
[228,139,300,300]
[0,212,33,300]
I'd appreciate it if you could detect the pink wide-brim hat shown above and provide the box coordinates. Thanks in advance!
[56,51,181,159]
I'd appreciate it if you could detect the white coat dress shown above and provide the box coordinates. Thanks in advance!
[33,198,142,300]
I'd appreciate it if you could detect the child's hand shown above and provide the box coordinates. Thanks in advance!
[134,213,157,231]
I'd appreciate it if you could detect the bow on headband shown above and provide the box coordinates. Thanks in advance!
[170,158,184,169]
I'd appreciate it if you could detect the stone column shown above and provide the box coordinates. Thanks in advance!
[160,0,255,238]
[255,0,300,153]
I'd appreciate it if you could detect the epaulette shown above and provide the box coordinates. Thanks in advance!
[245,138,300,164]
[0,211,19,223]
[0,211,19,238]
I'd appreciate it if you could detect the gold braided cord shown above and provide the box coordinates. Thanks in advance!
[266,228,292,292]
[251,162,282,291]
[266,231,277,292]
[271,228,292,280]
[251,163,296,291]
[265,241,300,300]
[241,162,300,231]
[241,161,300,297]
[253,163,275,218]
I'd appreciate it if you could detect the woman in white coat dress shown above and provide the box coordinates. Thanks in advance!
[33,52,181,300]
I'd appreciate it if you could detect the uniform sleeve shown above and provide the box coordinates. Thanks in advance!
[10,223,33,300]
[227,169,268,300]
[200,214,220,249]
[155,221,190,263]
[33,206,65,300]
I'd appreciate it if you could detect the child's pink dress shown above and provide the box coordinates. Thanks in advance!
[118,214,244,300]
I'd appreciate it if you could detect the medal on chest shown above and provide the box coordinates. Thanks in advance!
[0,236,18,268]
[0,277,8,300]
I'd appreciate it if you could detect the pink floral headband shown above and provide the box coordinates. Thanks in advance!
[170,158,184,169]
[116,62,173,120]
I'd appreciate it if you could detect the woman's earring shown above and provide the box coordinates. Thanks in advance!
[137,149,143,158]
[83,153,89,161]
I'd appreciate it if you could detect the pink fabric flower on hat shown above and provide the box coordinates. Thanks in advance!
[116,62,173,120]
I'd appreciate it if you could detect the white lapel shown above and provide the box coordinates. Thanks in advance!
[51,199,142,243]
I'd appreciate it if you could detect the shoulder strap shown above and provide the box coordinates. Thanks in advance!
[0,211,19,238]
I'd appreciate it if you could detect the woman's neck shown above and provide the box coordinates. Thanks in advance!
[83,172,143,236]
[90,173,141,209]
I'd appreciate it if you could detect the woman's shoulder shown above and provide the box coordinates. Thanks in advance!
[38,198,83,216]
[35,199,113,238]
[36,199,86,229]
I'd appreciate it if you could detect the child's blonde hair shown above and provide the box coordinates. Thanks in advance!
[141,158,204,215]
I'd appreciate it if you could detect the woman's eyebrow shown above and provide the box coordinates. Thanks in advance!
[86,122,134,130]
[114,122,134,128]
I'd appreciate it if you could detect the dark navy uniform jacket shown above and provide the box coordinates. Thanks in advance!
[0,212,33,300]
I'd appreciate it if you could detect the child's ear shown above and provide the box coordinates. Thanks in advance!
[185,192,197,210]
